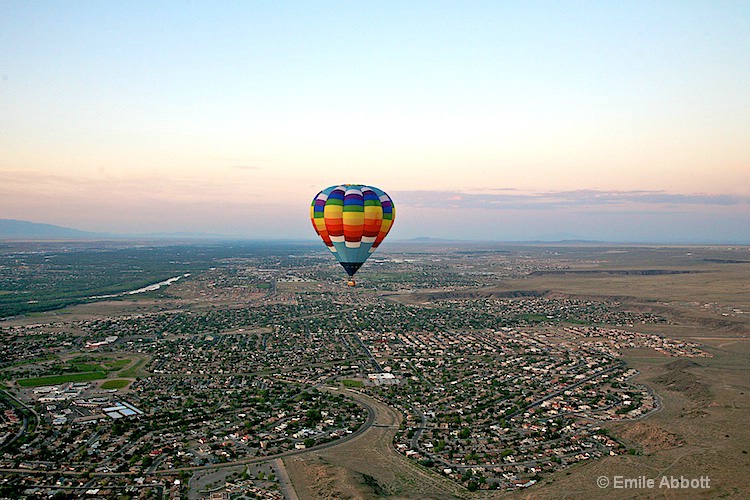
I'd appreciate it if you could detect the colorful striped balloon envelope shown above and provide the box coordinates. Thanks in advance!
[310,184,395,284]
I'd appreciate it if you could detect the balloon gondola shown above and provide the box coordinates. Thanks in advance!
[310,184,395,286]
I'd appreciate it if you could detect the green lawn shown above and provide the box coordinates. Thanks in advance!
[70,363,103,372]
[18,371,106,387]
[342,379,364,388]
[100,379,131,390]
[64,357,132,373]
[119,358,147,378]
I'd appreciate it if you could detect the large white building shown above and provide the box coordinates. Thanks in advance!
[368,372,399,386]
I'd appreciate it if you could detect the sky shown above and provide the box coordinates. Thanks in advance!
[1,1,748,242]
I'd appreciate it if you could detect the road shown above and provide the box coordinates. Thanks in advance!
[272,458,299,500]
[501,361,626,420]
[0,388,374,477]
[0,389,39,448]
[0,386,466,498]
[151,386,377,474]
[408,361,627,471]
[285,388,468,498]
[348,332,383,372]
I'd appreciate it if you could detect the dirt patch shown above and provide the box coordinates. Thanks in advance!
[618,423,684,453]
[284,456,376,500]
[652,361,711,402]
[663,359,700,371]
[284,390,467,499]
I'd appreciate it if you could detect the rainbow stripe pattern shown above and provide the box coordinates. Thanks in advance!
[310,184,395,277]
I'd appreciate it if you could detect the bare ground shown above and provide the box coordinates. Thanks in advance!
[285,390,468,499]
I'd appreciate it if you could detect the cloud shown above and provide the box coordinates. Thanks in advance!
[394,189,750,210]
[231,165,262,171]
[0,168,267,201]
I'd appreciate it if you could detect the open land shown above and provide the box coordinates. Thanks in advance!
[0,241,748,498]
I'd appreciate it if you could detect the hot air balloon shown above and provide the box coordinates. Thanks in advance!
[310,184,395,286]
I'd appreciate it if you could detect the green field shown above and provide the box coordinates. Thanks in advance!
[342,379,364,388]
[100,379,131,389]
[103,359,130,370]
[18,371,106,387]
[516,313,552,323]
[119,358,147,378]
[70,363,102,372]
[29,356,134,377]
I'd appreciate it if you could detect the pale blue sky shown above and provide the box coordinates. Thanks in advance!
[1,1,748,242]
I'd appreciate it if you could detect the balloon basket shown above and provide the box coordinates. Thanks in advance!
[347,279,356,287]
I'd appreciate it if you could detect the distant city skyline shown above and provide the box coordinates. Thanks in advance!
[1,1,748,242]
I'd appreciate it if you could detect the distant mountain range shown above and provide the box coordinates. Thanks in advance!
[0,219,101,239]
[3,219,743,244]
[0,219,225,240]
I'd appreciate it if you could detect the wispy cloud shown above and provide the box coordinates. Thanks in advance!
[0,168,273,205]
[231,165,262,171]
[395,189,750,210]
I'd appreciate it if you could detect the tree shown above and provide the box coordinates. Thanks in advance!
[306,409,321,423]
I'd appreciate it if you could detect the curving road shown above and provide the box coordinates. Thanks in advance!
[285,388,468,499]
[0,388,375,477]
[0,389,39,449]
[0,386,466,498]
